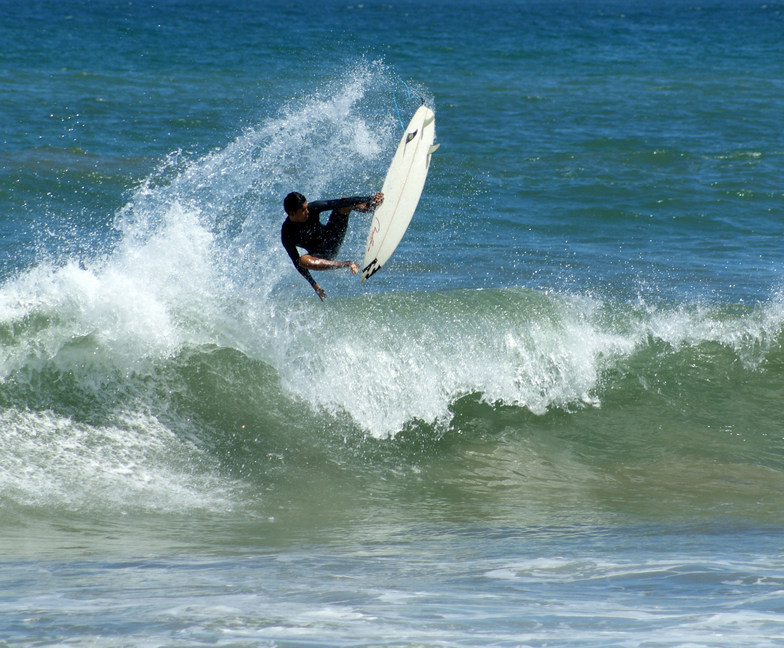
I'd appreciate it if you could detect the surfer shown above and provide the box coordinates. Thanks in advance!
[281,191,384,300]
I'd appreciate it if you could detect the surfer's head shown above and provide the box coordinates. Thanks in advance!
[284,192,307,215]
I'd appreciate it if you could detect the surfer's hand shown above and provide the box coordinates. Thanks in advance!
[355,193,383,213]
[313,283,326,301]
[348,261,359,275]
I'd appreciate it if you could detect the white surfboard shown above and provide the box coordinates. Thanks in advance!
[361,104,439,282]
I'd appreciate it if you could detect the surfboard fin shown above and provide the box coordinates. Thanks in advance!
[428,143,440,154]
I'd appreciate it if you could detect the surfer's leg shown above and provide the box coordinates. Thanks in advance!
[320,210,350,259]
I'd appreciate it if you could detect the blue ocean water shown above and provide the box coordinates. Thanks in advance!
[2,0,784,646]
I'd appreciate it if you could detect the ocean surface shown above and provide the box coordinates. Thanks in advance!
[2,0,784,645]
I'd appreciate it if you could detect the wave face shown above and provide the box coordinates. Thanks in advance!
[2,62,784,526]
[2,272,783,521]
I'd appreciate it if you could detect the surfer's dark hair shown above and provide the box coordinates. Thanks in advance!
[284,191,307,214]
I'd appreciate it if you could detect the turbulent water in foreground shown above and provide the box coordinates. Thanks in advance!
[2,0,784,646]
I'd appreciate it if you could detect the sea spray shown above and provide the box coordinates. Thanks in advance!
[0,63,400,373]
[0,63,413,513]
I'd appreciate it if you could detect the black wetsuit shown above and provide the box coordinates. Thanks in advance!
[281,196,372,289]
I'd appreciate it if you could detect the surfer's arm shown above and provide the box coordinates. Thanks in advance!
[308,193,382,216]
[281,225,322,294]
[299,255,359,274]
[297,255,358,302]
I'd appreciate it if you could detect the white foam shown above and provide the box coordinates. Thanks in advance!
[265,286,784,437]
[0,62,405,508]
[273,291,639,437]
[0,408,234,513]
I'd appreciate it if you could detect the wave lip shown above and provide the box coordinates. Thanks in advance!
[272,288,784,437]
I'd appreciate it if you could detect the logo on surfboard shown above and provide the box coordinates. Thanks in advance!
[361,258,381,280]
[366,216,381,251]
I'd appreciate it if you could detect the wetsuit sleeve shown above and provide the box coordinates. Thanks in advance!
[281,222,318,288]
[307,196,373,215]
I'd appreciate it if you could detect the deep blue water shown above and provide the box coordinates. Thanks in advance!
[2,1,784,646]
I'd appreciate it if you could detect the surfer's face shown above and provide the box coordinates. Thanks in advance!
[290,201,309,223]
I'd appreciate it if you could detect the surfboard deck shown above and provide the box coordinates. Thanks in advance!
[361,104,438,282]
